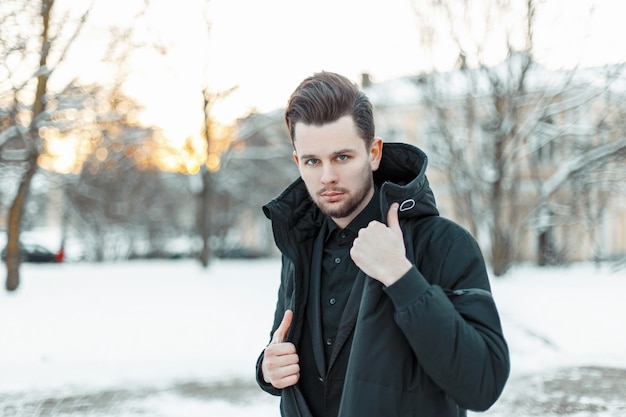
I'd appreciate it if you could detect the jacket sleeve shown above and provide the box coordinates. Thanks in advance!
[383,222,510,411]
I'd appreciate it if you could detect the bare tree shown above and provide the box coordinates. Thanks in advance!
[0,0,89,291]
[188,1,243,267]
[0,0,157,290]
[189,106,297,262]
[57,85,186,262]
[409,0,626,275]
[196,86,238,267]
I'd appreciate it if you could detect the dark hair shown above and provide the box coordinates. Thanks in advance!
[285,71,375,145]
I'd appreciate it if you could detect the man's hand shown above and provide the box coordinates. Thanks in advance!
[262,310,300,389]
[350,202,412,286]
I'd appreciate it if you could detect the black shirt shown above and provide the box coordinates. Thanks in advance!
[320,190,381,362]
[299,188,381,417]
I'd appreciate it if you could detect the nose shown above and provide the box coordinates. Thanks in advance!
[320,164,338,184]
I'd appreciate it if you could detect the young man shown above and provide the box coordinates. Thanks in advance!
[256,71,509,417]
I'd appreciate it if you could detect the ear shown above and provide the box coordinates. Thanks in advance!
[293,150,299,166]
[369,138,383,171]
[293,151,303,174]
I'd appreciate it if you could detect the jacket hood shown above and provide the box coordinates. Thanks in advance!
[263,142,439,254]
[374,142,439,221]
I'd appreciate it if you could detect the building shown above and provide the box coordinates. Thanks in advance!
[364,56,626,271]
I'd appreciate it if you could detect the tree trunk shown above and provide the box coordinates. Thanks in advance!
[5,0,53,291]
[491,228,512,277]
[198,167,212,268]
[5,157,38,291]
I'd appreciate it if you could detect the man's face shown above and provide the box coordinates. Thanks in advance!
[293,115,382,229]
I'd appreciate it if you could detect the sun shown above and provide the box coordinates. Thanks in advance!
[38,130,83,174]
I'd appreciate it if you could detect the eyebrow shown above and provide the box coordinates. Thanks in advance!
[299,148,356,160]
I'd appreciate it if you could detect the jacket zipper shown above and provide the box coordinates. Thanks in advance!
[444,288,493,299]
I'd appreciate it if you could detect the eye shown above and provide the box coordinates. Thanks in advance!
[305,158,320,166]
[336,154,349,162]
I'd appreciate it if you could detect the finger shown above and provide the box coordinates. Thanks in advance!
[262,349,299,386]
[271,309,293,344]
[386,202,401,232]
[273,369,301,389]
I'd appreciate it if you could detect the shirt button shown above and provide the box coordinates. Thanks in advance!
[339,232,347,239]
[334,257,341,264]
[329,297,336,305]
[326,338,333,346]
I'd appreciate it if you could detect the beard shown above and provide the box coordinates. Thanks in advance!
[314,170,374,219]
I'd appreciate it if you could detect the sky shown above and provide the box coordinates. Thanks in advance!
[124,0,422,144]
[1,257,625,416]
[111,0,626,147]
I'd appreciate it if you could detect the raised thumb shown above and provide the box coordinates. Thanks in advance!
[271,309,293,344]
[387,202,401,231]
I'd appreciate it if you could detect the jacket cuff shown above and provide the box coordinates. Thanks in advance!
[383,265,430,311]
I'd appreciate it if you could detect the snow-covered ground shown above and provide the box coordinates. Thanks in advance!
[1,258,624,416]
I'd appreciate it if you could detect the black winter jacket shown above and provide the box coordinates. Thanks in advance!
[256,142,510,417]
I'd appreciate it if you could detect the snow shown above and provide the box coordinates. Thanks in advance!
[493,263,626,372]
[0,260,279,391]
[1,258,625,416]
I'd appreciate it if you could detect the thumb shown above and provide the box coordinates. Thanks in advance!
[387,202,401,232]
[271,309,293,344]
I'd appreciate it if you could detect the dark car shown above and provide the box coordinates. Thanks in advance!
[1,243,63,263]
[216,247,266,259]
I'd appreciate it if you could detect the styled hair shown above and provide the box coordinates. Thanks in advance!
[285,71,375,145]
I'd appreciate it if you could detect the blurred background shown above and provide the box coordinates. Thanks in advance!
[1,0,625,287]
[1,1,626,415]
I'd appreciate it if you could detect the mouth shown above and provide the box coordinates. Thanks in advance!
[319,190,345,203]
